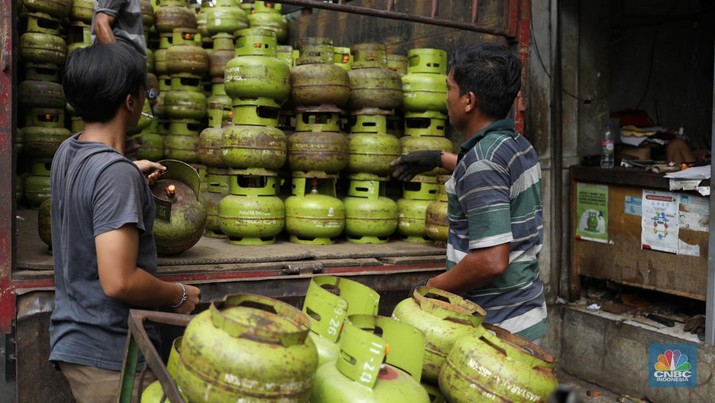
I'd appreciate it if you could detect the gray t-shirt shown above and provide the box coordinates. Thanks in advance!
[49,134,157,371]
[92,0,146,56]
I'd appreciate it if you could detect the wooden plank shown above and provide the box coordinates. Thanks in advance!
[571,181,708,300]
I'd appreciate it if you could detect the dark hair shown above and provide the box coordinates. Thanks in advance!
[449,43,522,119]
[63,43,146,123]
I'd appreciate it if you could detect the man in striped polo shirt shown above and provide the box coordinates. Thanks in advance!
[391,43,546,342]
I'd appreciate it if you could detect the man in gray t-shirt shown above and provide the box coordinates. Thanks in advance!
[92,0,146,57]
[50,43,200,403]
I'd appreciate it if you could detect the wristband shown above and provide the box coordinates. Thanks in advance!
[170,282,187,308]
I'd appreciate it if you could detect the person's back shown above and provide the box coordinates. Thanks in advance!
[50,136,158,369]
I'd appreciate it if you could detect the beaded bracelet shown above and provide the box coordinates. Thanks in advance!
[170,282,187,309]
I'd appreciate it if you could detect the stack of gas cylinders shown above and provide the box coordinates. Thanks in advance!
[141,276,559,402]
[20,0,454,254]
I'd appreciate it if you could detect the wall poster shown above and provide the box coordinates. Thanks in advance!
[575,183,609,243]
[641,190,679,254]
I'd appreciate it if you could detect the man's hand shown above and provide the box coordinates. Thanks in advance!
[133,160,166,185]
[390,150,443,181]
[172,284,201,315]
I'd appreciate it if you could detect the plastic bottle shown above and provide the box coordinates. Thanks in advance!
[600,123,614,168]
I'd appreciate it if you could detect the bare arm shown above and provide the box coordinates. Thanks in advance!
[96,224,200,314]
[441,152,458,172]
[427,243,509,294]
[94,12,117,44]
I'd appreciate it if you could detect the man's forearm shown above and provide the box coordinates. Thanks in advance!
[94,13,116,44]
[103,266,184,307]
[427,243,509,293]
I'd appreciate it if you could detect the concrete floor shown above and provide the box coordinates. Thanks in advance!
[545,302,714,403]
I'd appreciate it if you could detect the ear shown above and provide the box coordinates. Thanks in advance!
[464,91,477,113]
[125,94,134,111]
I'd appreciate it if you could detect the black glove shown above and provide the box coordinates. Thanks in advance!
[390,150,443,181]
[408,278,430,299]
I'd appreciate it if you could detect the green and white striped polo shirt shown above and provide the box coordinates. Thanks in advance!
[446,119,547,341]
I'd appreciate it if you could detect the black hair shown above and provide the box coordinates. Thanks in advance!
[449,43,522,120]
[63,42,146,123]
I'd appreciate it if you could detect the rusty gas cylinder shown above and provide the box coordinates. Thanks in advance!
[348,43,402,111]
[291,37,351,108]
[439,324,559,402]
[288,109,349,173]
[154,0,197,34]
[176,294,318,402]
[166,28,209,76]
[392,286,486,383]
[425,175,450,243]
[151,160,207,255]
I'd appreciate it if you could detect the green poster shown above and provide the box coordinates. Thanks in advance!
[575,183,609,243]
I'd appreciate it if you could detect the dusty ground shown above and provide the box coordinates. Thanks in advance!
[557,369,644,402]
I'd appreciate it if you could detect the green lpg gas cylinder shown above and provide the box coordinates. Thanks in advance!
[224,28,290,105]
[401,48,448,113]
[302,276,380,366]
[154,0,196,34]
[198,108,227,167]
[218,170,285,245]
[403,110,447,137]
[176,294,318,402]
[206,0,248,36]
[248,1,288,43]
[291,37,351,108]
[343,176,397,244]
[333,46,352,71]
[166,28,209,76]
[164,74,207,120]
[19,80,65,109]
[396,199,433,243]
[392,286,486,384]
[285,176,345,245]
[348,43,402,111]
[23,0,72,20]
[439,324,559,402]
[23,125,71,159]
[221,101,287,170]
[200,168,230,239]
[38,198,52,253]
[425,175,450,243]
[153,33,172,75]
[164,134,200,163]
[133,118,165,161]
[140,0,154,27]
[20,32,66,66]
[24,159,52,208]
[206,79,233,122]
[312,315,430,403]
[151,160,206,255]
[208,35,235,79]
[288,110,348,173]
[347,115,401,176]
[387,54,408,77]
[277,45,294,67]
